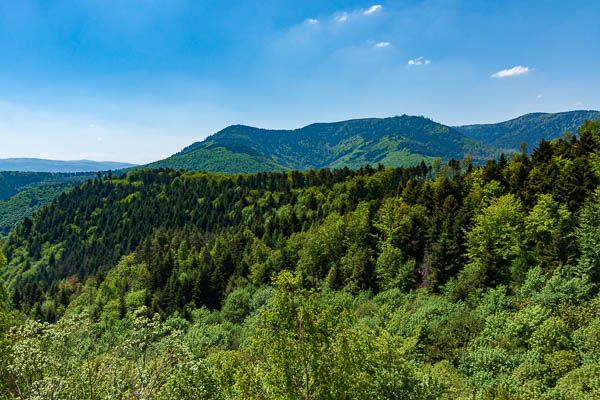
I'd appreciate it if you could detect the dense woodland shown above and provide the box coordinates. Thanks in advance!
[456,110,600,153]
[146,115,494,173]
[0,183,75,237]
[0,171,96,236]
[1,120,600,399]
[0,171,95,200]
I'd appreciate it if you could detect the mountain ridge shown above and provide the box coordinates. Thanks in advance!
[144,111,600,174]
[456,110,600,152]
[146,115,496,173]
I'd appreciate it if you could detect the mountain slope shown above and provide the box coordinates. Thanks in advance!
[456,110,600,152]
[0,171,97,236]
[0,184,74,237]
[0,171,96,200]
[0,158,136,173]
[146,115,496,173]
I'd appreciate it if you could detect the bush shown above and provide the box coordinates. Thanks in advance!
[530,317,571,354]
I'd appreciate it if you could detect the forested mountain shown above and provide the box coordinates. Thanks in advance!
[0,158,136,172]
[1,120,600,399]
[2,112,592,239]
[456,110,600,153]
[0,171,96,200]
[0,171,97,236]
[0,184,74,237]
[144,115,496,173]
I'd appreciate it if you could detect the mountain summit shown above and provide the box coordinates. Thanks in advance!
[145,115,494,173]
[143,111,599,174]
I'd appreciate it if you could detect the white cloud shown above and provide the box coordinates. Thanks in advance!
[375,41,390,48]
[408,56,430,66]
[336,14,347,22]
[364,5,382,15]
[574,101,583,107]
[490,65,531,78]
[306,18,319,25]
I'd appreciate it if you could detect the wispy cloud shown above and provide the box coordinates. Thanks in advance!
[536,94,543,99]
[490,65,531,78]
[408,56,430,66]
[364,5,382,15]
[336,13,347,22]
[375,41,390,48]
[574,101,583,107]
[306,18,319,25]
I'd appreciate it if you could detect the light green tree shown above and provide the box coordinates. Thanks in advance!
[0,251,14,396]
[217,271,370,400]
[525,194,574,270]
[576,188,600,282]
[464,194,526,287]
[375,242,416,292]
[217,271,444,400]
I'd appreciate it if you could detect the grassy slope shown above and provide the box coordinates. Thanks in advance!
[143,147,290,173]
[157,115,497,173]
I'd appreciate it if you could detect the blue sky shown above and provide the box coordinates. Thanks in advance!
[1,0,599,163]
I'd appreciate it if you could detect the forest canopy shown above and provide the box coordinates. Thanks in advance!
[1,120,600,399]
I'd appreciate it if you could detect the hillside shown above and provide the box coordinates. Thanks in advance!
[456,110,600,152]
[145,115,496,173]
[0,158,136,173]
[0,184,74,237]
[0,171,97,236]
[0,171,97,200]
[1,112,598,238]
[1,121,600,398]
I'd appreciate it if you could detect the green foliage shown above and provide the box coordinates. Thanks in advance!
[457,110,600,152]
[0,183,74,237]
[465,194,526,286]
[0,171,96,237]
[545,364,600,400]
[525,194,574,270]
[530,317,571,354]
[222,285,255,324]
[0,171,95,200]
[143,115,497,174]
[1,117,600,398]
[216,271,444,400]
[375,242,416,292]
[576,188,600,281]
[0,251,14,395]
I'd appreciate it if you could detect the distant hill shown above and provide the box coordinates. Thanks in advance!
[2,111,598,237]
[0,171,97,236]
[0,158,136,173]
[0,183,75,237]
[456,110,600,153]
[0,171,95,200]
[145,115,496,173]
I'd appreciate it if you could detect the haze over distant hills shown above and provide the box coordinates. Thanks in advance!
[0,158,136,173]
[456,110,600,153]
